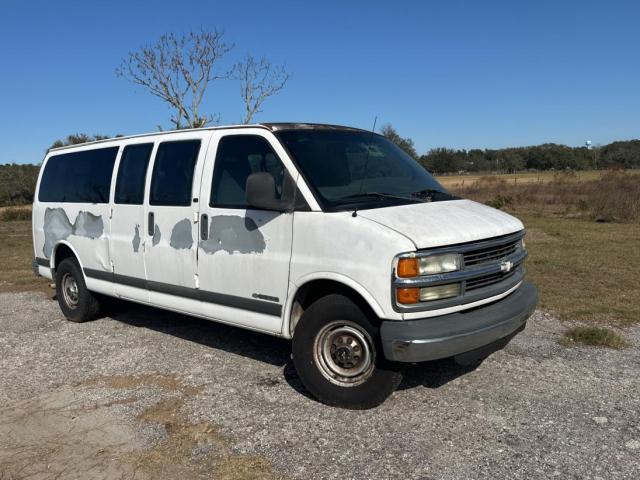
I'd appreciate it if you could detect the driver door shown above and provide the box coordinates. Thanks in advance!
[196,130,296,333]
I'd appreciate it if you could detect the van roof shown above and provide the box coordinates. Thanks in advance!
[48,123,370,152]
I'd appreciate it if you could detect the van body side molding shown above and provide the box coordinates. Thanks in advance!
[83,268,282,317]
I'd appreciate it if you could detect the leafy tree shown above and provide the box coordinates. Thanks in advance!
[0,163,40,205]
[380,124,418,158]
[599,140,640,169]
[417,141,640,174]
[420,148,466,174]
[49,134,119,150]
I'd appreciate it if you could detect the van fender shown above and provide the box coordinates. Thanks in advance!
[282,272,386,338]
[51,240,86,278]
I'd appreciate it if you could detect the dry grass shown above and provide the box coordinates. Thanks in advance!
[561,325,628,349]
[0,206,31,222]
[437,170,640,190]
[449,170,640,223]
[518,213,639,325]
[437,170,609,189]
[0,220,49,294]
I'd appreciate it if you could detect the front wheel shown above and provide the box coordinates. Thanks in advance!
[55,258,101,322]
[292,294,403,409]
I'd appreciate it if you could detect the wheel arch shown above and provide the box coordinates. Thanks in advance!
[52,241,85,276]
[283,273,385,339]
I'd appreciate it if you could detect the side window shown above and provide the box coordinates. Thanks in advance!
[149,140,201,206]
[39,146,118,203]
[210,135,289,208]
[114,143,153,205]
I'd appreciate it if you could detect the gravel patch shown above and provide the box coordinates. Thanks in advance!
[1,292,639,479]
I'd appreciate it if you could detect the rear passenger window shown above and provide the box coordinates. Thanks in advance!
[39,147,119,203]
[114,143,153,205]
[149,140,201,206]
[210,135,288,208]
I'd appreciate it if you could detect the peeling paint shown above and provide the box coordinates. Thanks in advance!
[200,215,266,255]
[43,208,74,258]
[43,208,105,258]
[132,224,141,252]
[169,218,193,250]
[152,224,161,246]
[73,212,103,238]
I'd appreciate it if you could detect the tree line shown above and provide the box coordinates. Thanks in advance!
[1,134,638,206]
[381,124,640,174]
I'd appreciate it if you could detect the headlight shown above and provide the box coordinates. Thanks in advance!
[396,283,462,304]
[420,283,461,301]
[397,253,462,277]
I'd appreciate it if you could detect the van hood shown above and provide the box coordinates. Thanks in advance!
[357,199,524,250]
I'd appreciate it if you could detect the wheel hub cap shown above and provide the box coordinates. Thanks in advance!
[62,273,79,308]
[313,321,375,386]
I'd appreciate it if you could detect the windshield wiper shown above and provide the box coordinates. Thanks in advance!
[338,192,425,203]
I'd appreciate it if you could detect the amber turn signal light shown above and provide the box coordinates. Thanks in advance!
[397,258,419,278]
[396,287,420,304]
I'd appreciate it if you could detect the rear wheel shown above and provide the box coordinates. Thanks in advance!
[292,294,403,409]
[55,258,101,322]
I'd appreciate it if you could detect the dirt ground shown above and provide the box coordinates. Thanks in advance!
[1,291,639,480]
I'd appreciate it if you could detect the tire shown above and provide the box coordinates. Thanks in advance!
[55,258,101,322]
[292,294,403,409]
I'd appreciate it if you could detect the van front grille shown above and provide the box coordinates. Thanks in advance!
[465,269,517,291]
[463,239,519,267]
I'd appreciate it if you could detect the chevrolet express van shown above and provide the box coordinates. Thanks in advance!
[33,123,537,409]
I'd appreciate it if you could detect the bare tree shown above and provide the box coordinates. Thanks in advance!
[116,30,233,129]
[235,55,290,124]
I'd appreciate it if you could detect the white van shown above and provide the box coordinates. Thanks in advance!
[32,123,537,408]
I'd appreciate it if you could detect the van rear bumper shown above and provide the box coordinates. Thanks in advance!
[379,281,538,363]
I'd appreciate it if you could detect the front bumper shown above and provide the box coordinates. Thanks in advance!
[380,281,538,363]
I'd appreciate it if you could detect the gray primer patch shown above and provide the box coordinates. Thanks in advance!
[43,208,74,258]
[152,224,161,246]
[132,224,141,252]
[43,208,106,258]
[200,215,266,255]
[169,218,193,250]
[73,211,103,239]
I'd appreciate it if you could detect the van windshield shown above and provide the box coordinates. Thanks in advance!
[276,130,457,210]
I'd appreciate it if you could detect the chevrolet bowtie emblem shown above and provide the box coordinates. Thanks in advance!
[500,261,513,273]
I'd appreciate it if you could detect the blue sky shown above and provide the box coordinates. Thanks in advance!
[1,0,638,164]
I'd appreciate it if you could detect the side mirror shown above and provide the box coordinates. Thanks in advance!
[246,172,292,211]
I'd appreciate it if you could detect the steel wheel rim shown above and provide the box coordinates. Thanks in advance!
[313,320,375,386]
[61,273,79,308]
